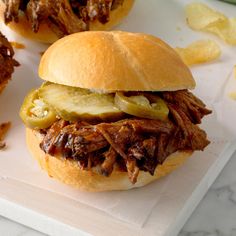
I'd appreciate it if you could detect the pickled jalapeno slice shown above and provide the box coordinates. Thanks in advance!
[19,89,57,129]
[114,92,169,120]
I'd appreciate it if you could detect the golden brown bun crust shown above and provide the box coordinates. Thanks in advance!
[39,31,195,92]
[0,0,134,44]
[26,128,193,192]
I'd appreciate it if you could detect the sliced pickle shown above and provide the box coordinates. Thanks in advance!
[114,92,169,120]
[19,89,57,129]
[38,83,123,121]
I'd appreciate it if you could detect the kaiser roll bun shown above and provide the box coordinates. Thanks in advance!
[0,0,134,44]
[27,30,197,192]
[27,128,192,192]
[39,31,195,91]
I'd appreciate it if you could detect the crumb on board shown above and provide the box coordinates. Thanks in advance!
[0,142,6,149]
[10,41,25,49]
[176,26,181,31]
[0,122,11,150]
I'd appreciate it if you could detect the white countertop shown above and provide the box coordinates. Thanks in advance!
[0,151,235,236]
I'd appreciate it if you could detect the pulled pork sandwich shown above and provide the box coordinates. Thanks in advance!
[0,0,134,43]
[20,31,212,191]
[0,31,19,93]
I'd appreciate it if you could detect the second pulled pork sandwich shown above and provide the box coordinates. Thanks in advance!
[20,31,212,191]
[0,31,19,93]
[0,0,134,43]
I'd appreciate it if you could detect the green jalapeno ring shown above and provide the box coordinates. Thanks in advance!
[114,92,169,120]
[19,89,57,129]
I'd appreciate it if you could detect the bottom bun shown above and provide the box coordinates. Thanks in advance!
[26,128,193,192]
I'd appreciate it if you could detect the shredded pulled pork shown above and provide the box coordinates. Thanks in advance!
[40,90,212,184]
[3,0,124,37]
[0,32,19,87]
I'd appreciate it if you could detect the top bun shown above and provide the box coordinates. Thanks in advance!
[0,0,134,44]
[39,31,195,91]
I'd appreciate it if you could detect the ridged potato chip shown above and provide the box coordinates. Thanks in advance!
[186,3,227,30]
[175,40,221,66]
[229,92,236,100]
[186,3,236,45]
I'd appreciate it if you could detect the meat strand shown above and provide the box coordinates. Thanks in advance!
[162,90,211,124]
[126,158,139,184]
[3,0,21,23]
[167,103,210,150]
[86,0,112,24]
[101,147,117,176]
[26,0,50,32]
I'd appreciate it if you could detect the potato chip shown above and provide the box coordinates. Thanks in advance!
[229,92,236,100]
[185,3,227,30]
[206,18,236,45]
[175,40,221,66]
[186,3,236,45]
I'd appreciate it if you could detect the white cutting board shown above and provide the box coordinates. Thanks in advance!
[0,0,236,235]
